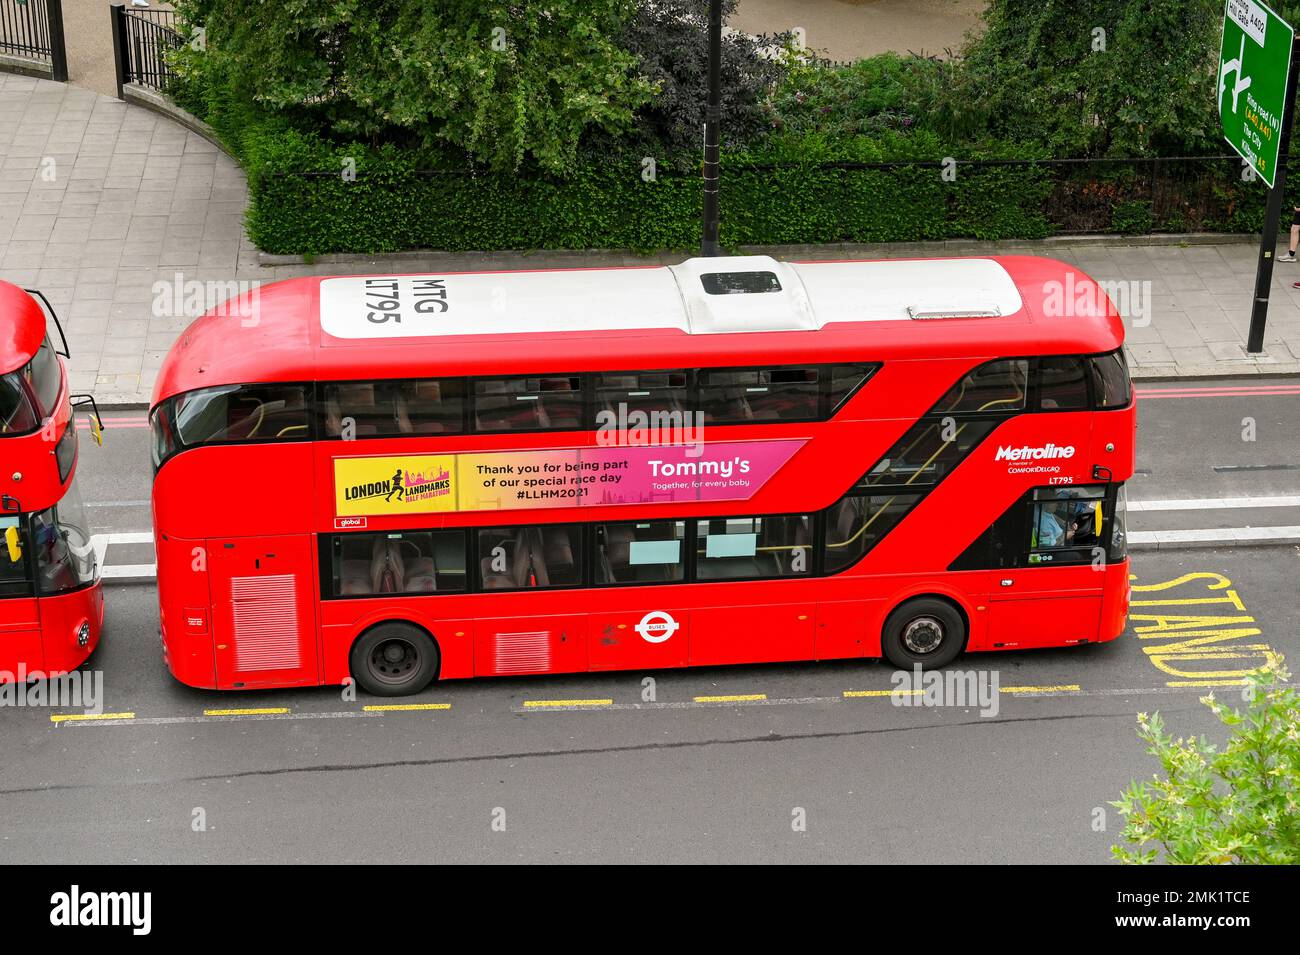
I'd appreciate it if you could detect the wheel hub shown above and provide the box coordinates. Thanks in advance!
[902,616,944,654]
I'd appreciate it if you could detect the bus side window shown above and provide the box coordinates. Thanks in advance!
[822,494,921,573]
[1027,486,1105,564]
[0,516,33,598]
[696,515,811,580]
[698,367,820,423]
[1088,350,1131,409]
[474,376,583,432]
[934,359,1028,414]
[595,520,685,584]
[174,384,309,445]
[331,530,466,596]
[477,525,582,589]
[1036,357,1089,411]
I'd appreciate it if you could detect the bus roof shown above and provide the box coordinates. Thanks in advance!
[0,281,46,376]
[152,255,1126,405]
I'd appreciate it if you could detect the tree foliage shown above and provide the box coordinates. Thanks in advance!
[171,0,656,175]
[954,0,1227,157]
[1112,659,1300,864]
[604,0,796,165]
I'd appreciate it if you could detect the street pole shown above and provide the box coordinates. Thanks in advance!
[1248,34,1300,354]
[700,0,722,257]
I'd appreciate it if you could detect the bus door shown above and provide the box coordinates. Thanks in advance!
[984,487,1106,649]
[208,534,319,688]
[0,514,41,676]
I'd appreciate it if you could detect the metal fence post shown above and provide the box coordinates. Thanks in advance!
[109,2,128,99]
[45,0,67,81]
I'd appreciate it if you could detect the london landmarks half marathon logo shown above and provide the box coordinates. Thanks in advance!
[342,463,452,506]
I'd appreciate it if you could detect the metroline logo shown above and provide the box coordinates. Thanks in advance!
[994,443,1076,462]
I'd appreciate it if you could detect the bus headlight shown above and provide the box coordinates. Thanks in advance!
[76,621,90,648]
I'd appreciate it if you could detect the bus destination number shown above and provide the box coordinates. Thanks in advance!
[365,277,450,325]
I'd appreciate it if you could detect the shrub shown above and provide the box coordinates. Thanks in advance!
[1112,659,1300,864]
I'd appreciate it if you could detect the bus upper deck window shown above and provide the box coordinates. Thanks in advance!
[1088,350,1132,409]
[935,359,1028,414]
[1037,357,1089,411]
[174,384,309,447]
[0,371,39,435]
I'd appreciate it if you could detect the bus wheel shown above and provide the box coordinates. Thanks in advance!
[881,598,966,669]
[350,623,439,697]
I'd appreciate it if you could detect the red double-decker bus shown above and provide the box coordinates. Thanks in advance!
[150,255,1134,695]
[1,282,104,680]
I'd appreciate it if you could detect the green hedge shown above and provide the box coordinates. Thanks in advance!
[239,130,1054,254]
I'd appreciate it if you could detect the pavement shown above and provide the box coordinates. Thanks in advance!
[3,74,1300,407]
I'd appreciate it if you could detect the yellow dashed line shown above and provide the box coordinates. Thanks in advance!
[523,699,612,708]
[363,703,452,712]
[694,694,767,703]
[203,707,289,717]
[844,689,921,698]
[1000,685,1081,694]
[50,712,135,723]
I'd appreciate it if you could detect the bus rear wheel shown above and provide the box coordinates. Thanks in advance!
[881,598,966,670]
[350,623,439,697]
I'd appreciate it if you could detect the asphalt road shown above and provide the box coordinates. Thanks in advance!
[0,379,1296,863]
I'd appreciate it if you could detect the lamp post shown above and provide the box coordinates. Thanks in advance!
[700,0,722,257]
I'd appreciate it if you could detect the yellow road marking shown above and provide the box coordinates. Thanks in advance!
[1000,684,1081,694]
[50,712,135,723]
[694,694,767,703]
[362,703,452,712]
[203,707,289,717]
[522,699,612,708]
[1166,679,1250,687]
[843,689,921,698]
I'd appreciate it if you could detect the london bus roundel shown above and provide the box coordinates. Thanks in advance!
[635,611,680,644]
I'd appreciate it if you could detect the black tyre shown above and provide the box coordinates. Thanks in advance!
[350,622,439,697]
[881,598,966,669]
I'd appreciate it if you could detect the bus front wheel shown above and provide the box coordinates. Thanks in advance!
[881,598,966,669]
[350,623,440,697]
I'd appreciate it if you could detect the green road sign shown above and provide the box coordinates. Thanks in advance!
[1219,0,1295,187]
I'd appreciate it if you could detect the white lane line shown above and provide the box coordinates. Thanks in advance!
[1129,495,1300,511]
[1129,526,1300,548]
[59,711,381,728]
[102,564,157,580]
[86,500,151,507]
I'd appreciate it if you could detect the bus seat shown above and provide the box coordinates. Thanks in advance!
[339,559,373,595]
[371,539,405,593]
[480,533,527,589]
[541,527,576,584]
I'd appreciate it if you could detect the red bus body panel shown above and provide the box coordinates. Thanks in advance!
[150,257,1134,690]
[0,281,102,680]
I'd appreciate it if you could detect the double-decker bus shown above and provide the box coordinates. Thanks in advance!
[150,255,1134,696]
[1,281,104,680]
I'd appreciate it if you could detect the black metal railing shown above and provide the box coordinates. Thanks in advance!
[0,0,67,81]
[110,2,182,98]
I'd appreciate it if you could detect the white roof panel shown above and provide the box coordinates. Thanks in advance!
[318,256,1024,343]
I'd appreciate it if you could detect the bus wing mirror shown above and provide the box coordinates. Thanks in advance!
[4,526,21,562]
[24,288,70,358]
[70,395,104,447]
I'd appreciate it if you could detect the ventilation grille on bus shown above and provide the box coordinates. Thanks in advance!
[491,630,552,675]
[230,575,301,672]
[906,305,1002,321]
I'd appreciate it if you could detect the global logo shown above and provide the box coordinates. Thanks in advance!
[634,610,679,644]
